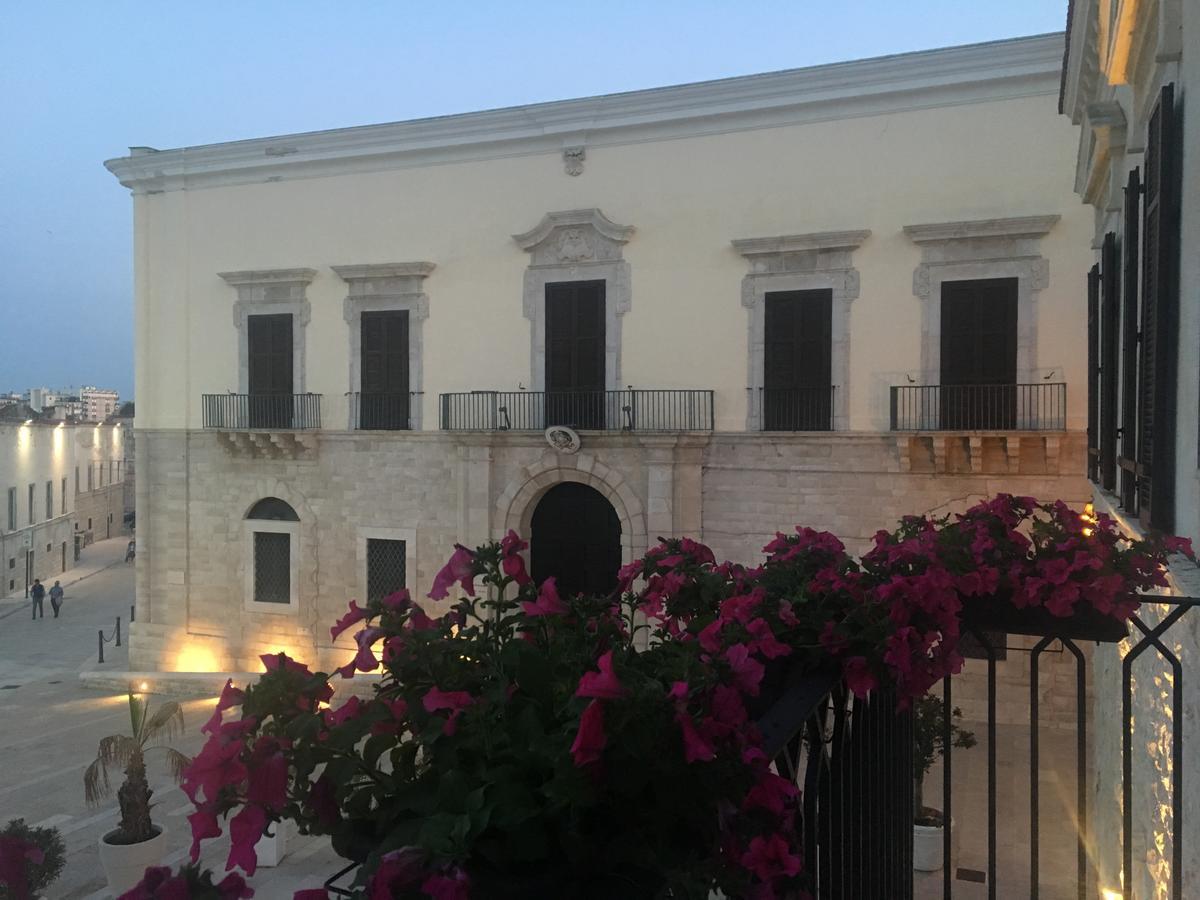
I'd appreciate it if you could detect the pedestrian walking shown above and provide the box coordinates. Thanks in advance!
[49,581,64,618]
[30,579,45,619]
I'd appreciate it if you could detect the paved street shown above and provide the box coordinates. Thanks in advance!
[0,540,339,899]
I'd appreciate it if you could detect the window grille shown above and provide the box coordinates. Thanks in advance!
[367,539,407,605]
[254,532,291,604]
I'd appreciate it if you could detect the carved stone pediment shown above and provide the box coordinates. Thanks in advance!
[513,209,634,268]
[216,430,319,460]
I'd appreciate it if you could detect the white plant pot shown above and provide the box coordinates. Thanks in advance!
[98,825,167,895]
[255,819,290,868]
[913,817,954,872]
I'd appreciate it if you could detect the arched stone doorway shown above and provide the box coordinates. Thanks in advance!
[530,482,622,597]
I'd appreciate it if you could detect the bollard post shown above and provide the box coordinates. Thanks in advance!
[98,630,105,664]
[115,617,121,647]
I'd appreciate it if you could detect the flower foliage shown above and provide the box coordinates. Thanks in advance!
[117,864,253,899]
[174,495,1189,899]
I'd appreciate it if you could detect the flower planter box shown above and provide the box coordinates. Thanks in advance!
[960,593,1129,643]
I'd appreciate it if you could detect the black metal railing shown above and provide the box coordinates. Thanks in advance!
[758,674,914,898]
[889,383,1066,431]
[348,392,421,431]
[438,389,715,432]
[201,393,322,430]
[756,386,836,431]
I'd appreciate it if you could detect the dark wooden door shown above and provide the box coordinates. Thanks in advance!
[545,281,605,429]
[247,313,293,428]
[939,279,1018,429]
[763,290,833,430]
[531,482,621,598]
[360,310,410,429]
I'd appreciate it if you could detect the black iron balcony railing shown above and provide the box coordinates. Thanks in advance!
[889,383,1066,431]
[756,386,836,431]
[439,389,714,432]
[347,392,422,431]
[202,393,322,430]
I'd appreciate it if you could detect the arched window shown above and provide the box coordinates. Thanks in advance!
[246,497,299,521]
[244,497,299,611]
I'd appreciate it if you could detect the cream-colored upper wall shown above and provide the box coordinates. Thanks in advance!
[133,91,1091,433]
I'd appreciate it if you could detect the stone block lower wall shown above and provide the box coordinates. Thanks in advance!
[0,516,75,594]
[74,482,127,542]
[131,428,1092,721]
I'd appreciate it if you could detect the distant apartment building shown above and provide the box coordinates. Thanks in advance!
[81,386,120,422]
[0,421,126,595]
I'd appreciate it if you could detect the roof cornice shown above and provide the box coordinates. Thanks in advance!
[104,34,1065,195]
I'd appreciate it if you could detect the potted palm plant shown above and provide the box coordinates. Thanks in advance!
[84,691,191,895]
[912,694,975,871]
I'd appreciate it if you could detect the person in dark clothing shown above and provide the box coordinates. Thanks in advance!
[49,581,64,618]
[30,579,45,619]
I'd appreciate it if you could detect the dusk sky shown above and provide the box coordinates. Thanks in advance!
[0,1,1067,402]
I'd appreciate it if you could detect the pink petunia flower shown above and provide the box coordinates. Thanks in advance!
[227,804,267,875]
[740,833,802,882]
[575,650,627,700]
[724,644,765,697]
[521,577,568,617]
[570,700,607,766]
[675,711,715,763]
[330,600,368,641]
[428,546,476,600]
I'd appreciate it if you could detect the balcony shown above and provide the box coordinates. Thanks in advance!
[202,393,322,430]
[889,383,1066,432]
[347,392,421,431]
[438,389,714,432]
[202,393,321,459]
[755,386,835,431]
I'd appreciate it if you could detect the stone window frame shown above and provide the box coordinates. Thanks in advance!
[242,519,300,615]
[355,526,417,605]
[218,268,318,395]
[333,263,436,430]
[733,230,870,432]
[903,215,1060,385]
[513,209,635,392]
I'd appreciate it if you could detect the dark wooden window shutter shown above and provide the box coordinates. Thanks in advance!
[1087,264,1100,483]
[360,310,410,429]
[1138,83,1181,531]
[1119,167,1141,511]
[1099,231,1120,490]
[763,290,833,430]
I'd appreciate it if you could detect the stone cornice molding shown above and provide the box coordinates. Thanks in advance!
[331,262,436,282]
[218,268,317,287]
[903,215,1060,244]
[732,229,871,258]
[105,34,1064,194]
[513,209,634,251]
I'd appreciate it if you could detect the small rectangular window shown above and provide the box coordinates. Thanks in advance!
[6,488,15,532]
[27,484,34,525]
[366,538,407,605]
[46,481,53,520]
[75,466,80,495]
[61,478,67,514]
[87,465,93,492]
[254,532,291,604]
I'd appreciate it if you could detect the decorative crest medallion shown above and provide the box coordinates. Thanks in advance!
[545,426,581,455]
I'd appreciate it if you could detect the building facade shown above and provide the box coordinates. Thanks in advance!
[106,34,1095,682]
[0,421,125,595]
[80,386,120,422]
[1062,0,1197,895]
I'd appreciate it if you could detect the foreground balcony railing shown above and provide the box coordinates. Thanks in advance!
[755,386,835,431]
[347,392,421,431]
[890,383,1066,431]
[439,389,715,432]
[201,393,322,430]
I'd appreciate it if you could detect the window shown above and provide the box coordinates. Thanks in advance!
[763,290,833,430]
[27,484,34,526]
[1087,266,1100,482]
[1099,232,1120,491]
[245,497,300,611]
[61,478,67,515]
[939,278,1018,429]
[247,313,294,428]
[45,481,53,520]
[6,489,15,532]
[359,310,410,429]
[88,518,92,530]
[366,539,407,605]
[545,280,605,428]
[75,466,80,495]
[1119,167,1141,511]
[87,465,93,492]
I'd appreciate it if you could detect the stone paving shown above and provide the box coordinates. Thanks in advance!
[0,542,1090,899]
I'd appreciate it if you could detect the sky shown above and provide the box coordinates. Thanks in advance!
[0,1,1068,402]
